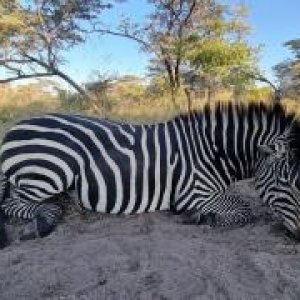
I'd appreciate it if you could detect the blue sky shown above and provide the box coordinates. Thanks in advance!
[64,0,300,85]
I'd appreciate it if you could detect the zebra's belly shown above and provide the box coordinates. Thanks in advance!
[72,181,172,214]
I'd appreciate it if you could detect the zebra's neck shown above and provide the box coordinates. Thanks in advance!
[166,104,296,200]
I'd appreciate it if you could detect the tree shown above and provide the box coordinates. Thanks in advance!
[186,38,254,101]
[184,3,256,102]
[274,39,300,100]
[0,0,117,102]
[96,0,217,107]
[97,1,256,107]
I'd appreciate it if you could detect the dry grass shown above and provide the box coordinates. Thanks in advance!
[0,85,300,133]
[0,84,60,137]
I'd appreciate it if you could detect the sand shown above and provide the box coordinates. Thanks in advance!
[0,180,300,300]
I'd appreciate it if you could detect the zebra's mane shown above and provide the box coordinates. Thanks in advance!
[177,101,300,158]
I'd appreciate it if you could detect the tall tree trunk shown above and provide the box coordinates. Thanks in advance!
[170,86,178,109]
[163,57,179,109]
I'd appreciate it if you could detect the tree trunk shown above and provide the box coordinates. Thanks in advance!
[169,86,180,110]
[163,57,179,110]
[184,87,192,113]
[170,87,176,108]
[207,86,211,102]
[274,89,282,102]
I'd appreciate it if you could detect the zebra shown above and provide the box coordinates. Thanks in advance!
[0,102,300,248]
[253,135,300,237]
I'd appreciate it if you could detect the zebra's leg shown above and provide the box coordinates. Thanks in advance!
[184,194,255,228]
[1,189,62,240]
[24,201,62,240]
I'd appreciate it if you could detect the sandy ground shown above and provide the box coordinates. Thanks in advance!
[0,180,300,300]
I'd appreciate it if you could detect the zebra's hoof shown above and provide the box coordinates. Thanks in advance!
[20,204,61,241]
[182,210,217,226]
[198,212,217,226]
[20,215,57,241]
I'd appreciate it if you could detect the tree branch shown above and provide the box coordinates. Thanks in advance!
[0,59,32,64]
[0,62,22,75]
[238,70,282,101]
[182,0,196,26]
[23,53,93,98]
[0,72,54,83]
[95,28,151,51]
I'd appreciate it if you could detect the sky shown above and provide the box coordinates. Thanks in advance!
[43,0,300,86]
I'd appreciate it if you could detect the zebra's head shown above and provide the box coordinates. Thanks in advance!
[254,136,300,240]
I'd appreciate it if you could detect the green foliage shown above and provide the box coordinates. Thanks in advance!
[0,0,117,99]
[145,76,169,99]
[184,3,256,91]
[138,1,257,105]
[187,39,251,75]
[0,0,114,51]
[113,83,145,102]
[0,1,34,49]
[246,86,273,102]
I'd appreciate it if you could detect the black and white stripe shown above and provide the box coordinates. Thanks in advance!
[254,137,300,238]
[0,103,300,240]
[0,115,179,215]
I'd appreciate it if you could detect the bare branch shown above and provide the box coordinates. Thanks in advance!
[240,70,278,92]
[0,59,32,64]
[182,0,196,26]
[0,63,22,75]
[22,53,53,71]
[95,28,151,50]
[21,53,92,99]
[0,72,54,83]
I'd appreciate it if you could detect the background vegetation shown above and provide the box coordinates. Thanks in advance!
[0,0,299,129]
